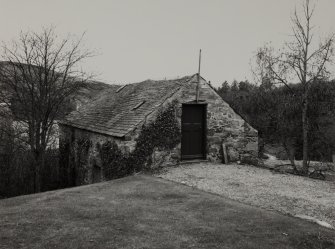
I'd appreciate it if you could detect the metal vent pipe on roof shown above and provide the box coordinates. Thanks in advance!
[196,49,201,103]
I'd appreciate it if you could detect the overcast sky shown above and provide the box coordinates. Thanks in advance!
[0,0,334,87]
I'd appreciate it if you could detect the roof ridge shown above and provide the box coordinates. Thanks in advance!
[125,74,194,85]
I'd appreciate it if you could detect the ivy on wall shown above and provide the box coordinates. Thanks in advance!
[97,140,129,179]
[75,138,92,183]
[98,101,181,180]
[59,141,71,187]
[59,101,181,183]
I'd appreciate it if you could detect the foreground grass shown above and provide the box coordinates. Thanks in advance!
[0,175,334,249]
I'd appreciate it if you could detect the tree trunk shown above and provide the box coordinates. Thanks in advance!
[283,140,296,171]
[33,150,45,193]
[34,164,41,193]
[302,96,309,174]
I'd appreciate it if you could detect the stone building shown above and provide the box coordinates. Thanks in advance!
[59,74,258,185]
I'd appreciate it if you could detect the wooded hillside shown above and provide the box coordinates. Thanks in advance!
[215,80,335,162]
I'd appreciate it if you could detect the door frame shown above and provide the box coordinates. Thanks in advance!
[181,102,207,160]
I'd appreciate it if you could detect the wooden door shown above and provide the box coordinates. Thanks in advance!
[181,104,206,160]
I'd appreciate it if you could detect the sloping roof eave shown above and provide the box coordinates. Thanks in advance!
[59,121,126,138]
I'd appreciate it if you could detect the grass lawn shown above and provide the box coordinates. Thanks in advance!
[0,175,334,249]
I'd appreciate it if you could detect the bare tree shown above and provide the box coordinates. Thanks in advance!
[0,27,93,191]
[253,0,334,173]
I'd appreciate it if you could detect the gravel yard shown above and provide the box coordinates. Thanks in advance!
[156,163,335,229]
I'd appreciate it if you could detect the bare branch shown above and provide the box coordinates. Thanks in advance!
[0,26,94,155]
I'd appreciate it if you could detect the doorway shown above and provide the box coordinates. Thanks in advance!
[181,104,206,160]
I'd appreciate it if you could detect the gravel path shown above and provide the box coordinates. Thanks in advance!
[156,163,335,229]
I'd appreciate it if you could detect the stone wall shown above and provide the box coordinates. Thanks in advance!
[196,79,258,163]
[59,125,138,185]
[147,77,258,166]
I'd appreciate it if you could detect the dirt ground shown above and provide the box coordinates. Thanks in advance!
[156,163,335,229]
[1,175,335,249]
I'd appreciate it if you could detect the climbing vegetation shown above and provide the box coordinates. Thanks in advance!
[98,101,181,179]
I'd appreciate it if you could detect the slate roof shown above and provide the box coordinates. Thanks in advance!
[60,75,194,137]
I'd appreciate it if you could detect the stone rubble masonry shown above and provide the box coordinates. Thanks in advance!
[162,77,259,165]
[59,77,258,184]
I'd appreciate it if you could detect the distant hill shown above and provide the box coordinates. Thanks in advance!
[0,61,119,119]
[64,80,119,118]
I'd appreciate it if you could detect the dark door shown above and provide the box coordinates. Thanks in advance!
[181,104,206,160]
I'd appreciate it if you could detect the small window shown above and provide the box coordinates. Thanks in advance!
[132,100,145,110]
[116,85,127,93]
